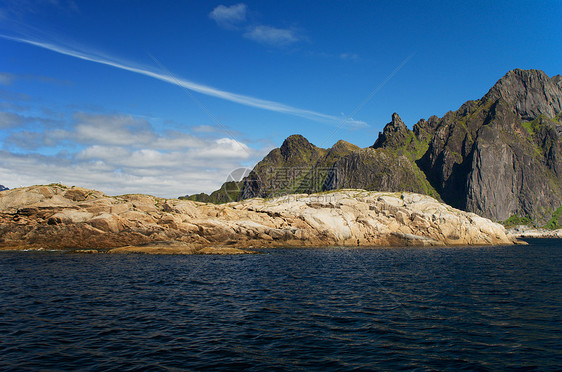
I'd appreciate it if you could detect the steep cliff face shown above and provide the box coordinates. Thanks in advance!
[324,148,436,196]
[464,104,562,221]
[484,69,562,120]
[417,69,562,222]
[186,69,561,224]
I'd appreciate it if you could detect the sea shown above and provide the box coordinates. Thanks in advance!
[1,238,561,371]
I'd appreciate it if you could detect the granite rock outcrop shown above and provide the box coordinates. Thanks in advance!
[0,184,514,253]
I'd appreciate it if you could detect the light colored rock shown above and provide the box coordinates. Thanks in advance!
[507,225,562,238]
[110,203,130,214]
[51,210,94,223]
[88,213,124,233]
[0,185,516,253]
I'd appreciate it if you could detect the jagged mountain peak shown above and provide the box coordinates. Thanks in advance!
[272,134,329,170]
[484,68,562,120]
[279,134,316,158]
[280,134,313,148]
[282,134,310,144]
[390,112,407,129]
[504,68,547,78]
[372,113,412,149]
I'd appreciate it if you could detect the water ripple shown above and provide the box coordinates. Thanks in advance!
[0,240,561,370]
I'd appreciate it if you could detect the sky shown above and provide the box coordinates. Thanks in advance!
[0,0,561,197]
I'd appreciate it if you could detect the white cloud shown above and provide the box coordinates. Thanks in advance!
[216,137,247,149]
[191,124,219,133]
[208,4,303,48]
[0,144,261,197]
[0,111,265,197]
[0,150,220,197]
[243,25,300,47]
[196,138,251,159]
[151,132,207,150]
[209,3,247,28]
[77,145,130,161]
[73,112,156,146]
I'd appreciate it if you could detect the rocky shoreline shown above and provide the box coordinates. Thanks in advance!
[0,185,516,254]
[506,225,562,239]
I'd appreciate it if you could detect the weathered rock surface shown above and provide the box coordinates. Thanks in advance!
[372,113,411,149]
[323,148,434,196]
[0,185,514,253]
[418,70,562,223]
[484,69,562,120]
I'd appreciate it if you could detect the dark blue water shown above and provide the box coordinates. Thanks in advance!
[1,239,561,371]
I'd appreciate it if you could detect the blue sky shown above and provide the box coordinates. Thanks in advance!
[0,0,561,197]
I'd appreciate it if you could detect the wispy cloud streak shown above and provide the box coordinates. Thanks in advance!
[1,34,364,126]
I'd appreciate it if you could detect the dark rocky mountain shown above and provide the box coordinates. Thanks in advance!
[186,69,562,225]
[0,185,8,192]
[416,69,562,223]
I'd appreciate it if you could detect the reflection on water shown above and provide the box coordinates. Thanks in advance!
[1,239,561,370]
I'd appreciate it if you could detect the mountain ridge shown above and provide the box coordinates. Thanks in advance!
[185,69,562,225]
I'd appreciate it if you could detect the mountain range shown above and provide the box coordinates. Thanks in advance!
[185,69,562,227]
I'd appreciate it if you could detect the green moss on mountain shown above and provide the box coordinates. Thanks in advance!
[502,214,534,228]
[184,69,562,224]
[545,206,562,229]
